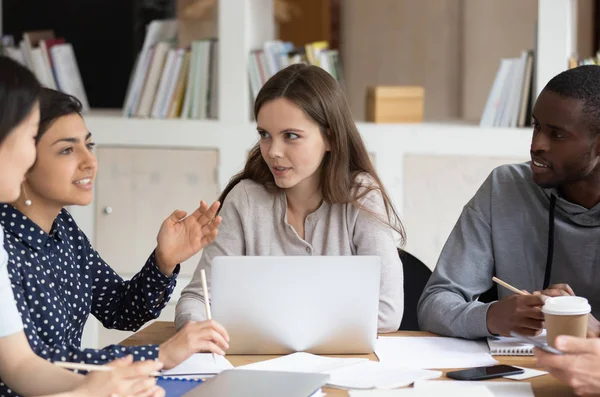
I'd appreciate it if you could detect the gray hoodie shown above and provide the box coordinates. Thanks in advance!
[418,162,600,339]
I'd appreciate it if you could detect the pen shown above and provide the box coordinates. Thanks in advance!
[54,361,162,376]
[200,268,216,364]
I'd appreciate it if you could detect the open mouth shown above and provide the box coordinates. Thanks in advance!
[272,166,291,176]
[532,159,551,169]
[73,178,94,189]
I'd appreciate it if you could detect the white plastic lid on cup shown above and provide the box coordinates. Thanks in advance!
[542,296,591,316]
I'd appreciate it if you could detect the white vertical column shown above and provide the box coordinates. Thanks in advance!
[536,0,577,97]
[247,0,275,50]
[218,0,274,122]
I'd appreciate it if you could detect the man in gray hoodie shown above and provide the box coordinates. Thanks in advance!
[418,65,600,340]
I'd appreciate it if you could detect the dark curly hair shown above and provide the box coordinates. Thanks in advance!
[544,65,600,134]
[37,88,83,142]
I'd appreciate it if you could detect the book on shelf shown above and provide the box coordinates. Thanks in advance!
[480,50,534,128]
[50,43,90,112]
[136,42,172,118]
[248,39,344,102]
[568,52,600,68]
[0,31,89,112]
[122,19,218,120]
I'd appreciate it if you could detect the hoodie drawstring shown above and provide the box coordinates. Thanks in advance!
[543,194,557,290]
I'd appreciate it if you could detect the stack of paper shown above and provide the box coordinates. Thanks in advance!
[237,352,441,389]
[348,381,534,397]
[414,380,534,397]
[160,353,233,379]
[237,352,367,373]
[349,386,494,397]
[326,361,441,389]
[375,337,498,369]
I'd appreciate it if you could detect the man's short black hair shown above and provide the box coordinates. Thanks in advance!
[38,88,83,142]
[544,65,600,134]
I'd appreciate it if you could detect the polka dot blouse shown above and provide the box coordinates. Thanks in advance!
[0,204,179,396]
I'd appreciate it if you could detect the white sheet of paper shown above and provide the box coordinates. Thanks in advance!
[349,386,495,397]
[327,361,441,389]
[237,352,367,373]
[238,352,441,389]
[160,353,233,379]
[309,389,324,397]
[504,366,548,380]
[413,380,534,397]
[375,337,498,369]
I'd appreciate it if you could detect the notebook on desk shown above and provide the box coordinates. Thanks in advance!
[487,330,547,356]
[157,378,203,397]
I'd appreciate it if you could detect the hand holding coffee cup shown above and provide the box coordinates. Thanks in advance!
[542,296,591,348]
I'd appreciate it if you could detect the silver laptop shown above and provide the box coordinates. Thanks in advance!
[184,370,329,397]
[210,256,381,355]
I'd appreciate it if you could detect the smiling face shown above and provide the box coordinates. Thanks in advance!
[24,113,97,210]
[530,89,600,189]
[256,98,330,194]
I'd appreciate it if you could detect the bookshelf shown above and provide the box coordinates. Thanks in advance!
[51,1,571,348]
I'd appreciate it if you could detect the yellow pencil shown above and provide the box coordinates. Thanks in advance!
[492,276,529,296]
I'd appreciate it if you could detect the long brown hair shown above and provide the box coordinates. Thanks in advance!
[219,63,405,244]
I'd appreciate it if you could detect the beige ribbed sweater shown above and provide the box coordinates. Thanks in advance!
[175,178,404,332]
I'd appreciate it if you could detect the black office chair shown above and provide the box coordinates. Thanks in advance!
[398,249,432,331]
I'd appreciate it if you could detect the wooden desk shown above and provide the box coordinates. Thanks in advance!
[121,322,575,396]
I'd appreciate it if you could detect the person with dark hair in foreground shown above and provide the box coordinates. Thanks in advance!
[0,57,164,397]
[0,88,230,397]
[418,65,600,340]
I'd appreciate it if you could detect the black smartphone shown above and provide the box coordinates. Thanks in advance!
[508,331,564,355]
[446,364,524,381]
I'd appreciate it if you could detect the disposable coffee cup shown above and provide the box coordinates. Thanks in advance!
[542,296,591,348]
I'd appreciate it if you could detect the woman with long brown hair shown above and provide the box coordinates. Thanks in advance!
[176,64,405,332]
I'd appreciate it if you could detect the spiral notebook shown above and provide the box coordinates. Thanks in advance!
[487,331,547,356]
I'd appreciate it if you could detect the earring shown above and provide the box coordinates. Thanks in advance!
[22,184,32,206]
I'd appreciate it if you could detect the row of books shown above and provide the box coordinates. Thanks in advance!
[0,31,90,112]
[123,20,218,120]
[480,50,534,128]
[123,20,345,119]
[249,40,344,101]
[126,40,218,120]
[568,53,600,68]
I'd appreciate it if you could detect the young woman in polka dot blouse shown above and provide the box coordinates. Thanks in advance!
[0,58,167,397]
[0,88,230,396]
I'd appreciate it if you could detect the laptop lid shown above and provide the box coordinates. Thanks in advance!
[210,256,381,354]
[183,369,329,397]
